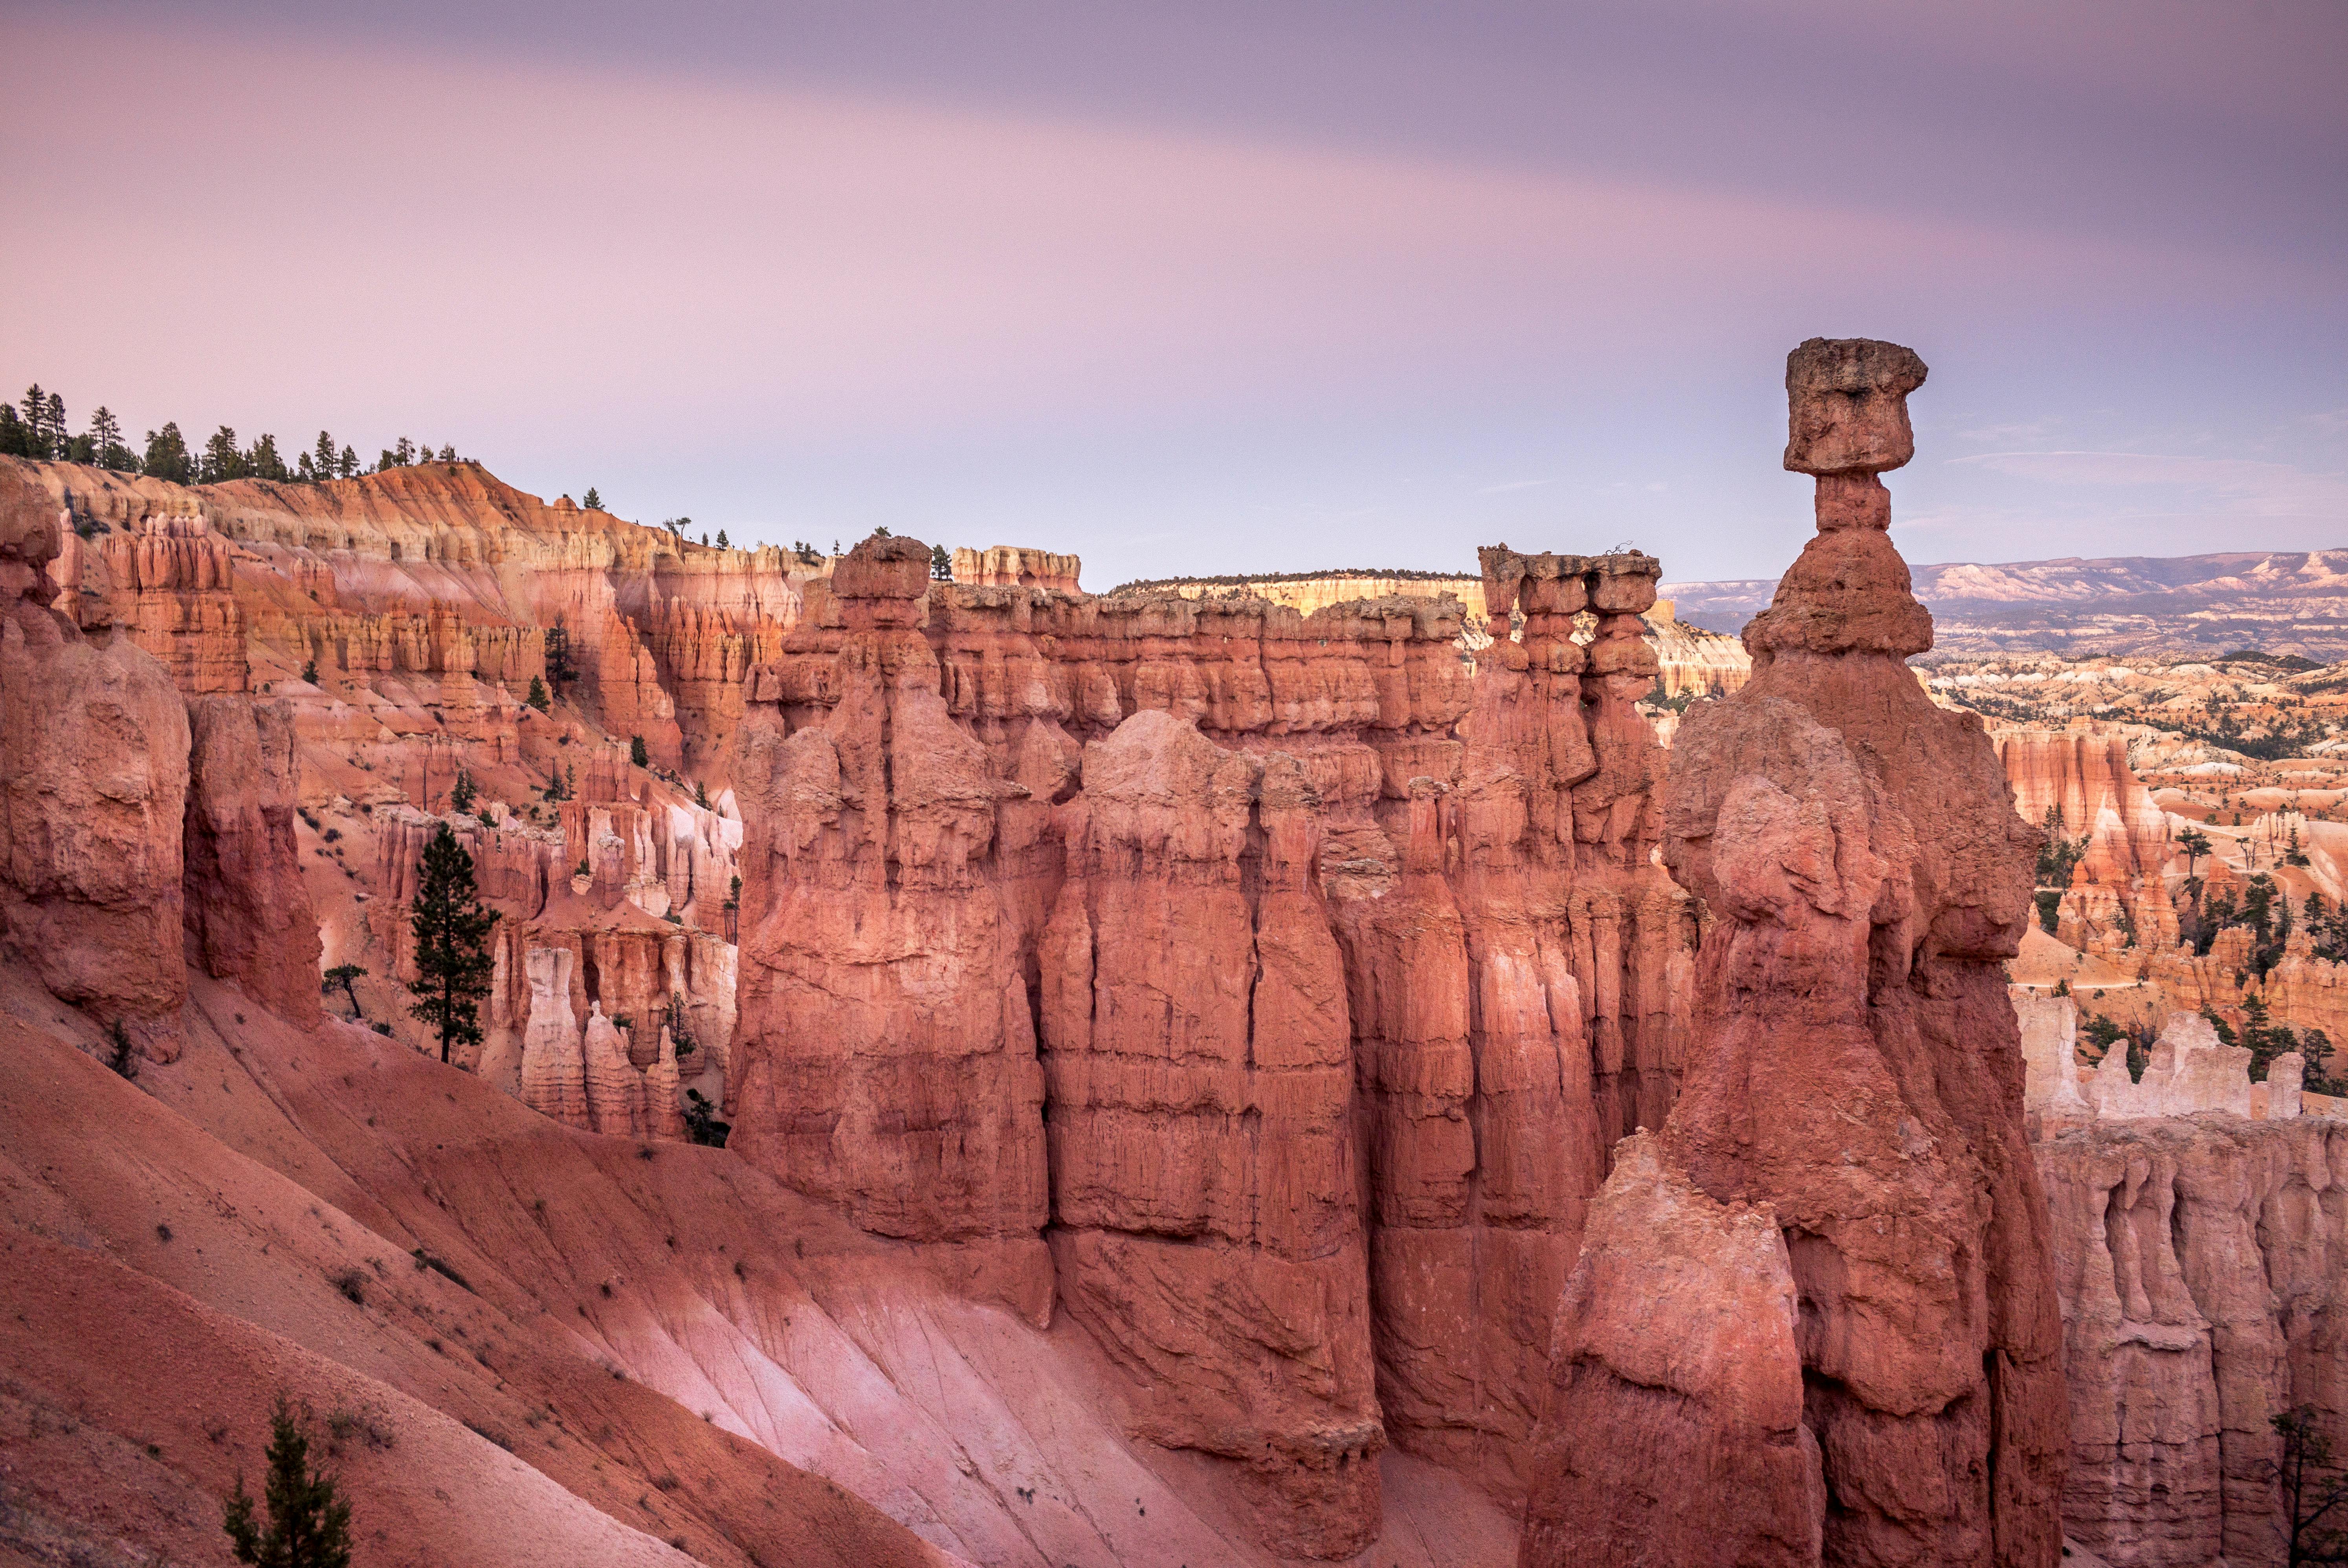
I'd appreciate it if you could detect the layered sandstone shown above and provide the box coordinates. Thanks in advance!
[183,695,322,1023]
[520,943,593,1127]
[1520,339,2067,1566]
[2000,731,2173,882]
[1647,599,1751,699]
[730,531,1689,1549]
[951,544,1081,592]
[2039,1114,2347,1566]
[0,460,192,1057]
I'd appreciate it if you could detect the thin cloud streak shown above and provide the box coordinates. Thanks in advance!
[1945,451,2348,521]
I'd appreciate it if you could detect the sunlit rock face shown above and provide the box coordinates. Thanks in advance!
[1519,340,2068,1568]
[0,458,192,1058]
[728,528,1691,1552]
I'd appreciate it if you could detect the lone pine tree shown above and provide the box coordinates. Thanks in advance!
[222,1397,354,1568]
[408,823,499,1065]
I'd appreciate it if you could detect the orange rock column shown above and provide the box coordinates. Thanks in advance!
[728,536,1049,1320]
[1519,339,2068,1568]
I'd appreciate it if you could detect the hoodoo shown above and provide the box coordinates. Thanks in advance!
[1517,341,2068,1566]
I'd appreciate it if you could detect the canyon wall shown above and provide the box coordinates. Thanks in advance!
[728,532,1693,1552]
[2016,999,2345,1568]
[26,456,816,791]
[0,462,193,1057]
[1136,570,1751,702]
[2001,731,2173,883]
[951,543,1082,591]
[1521,339,2067,1566]
[2040,1113,2344,1567]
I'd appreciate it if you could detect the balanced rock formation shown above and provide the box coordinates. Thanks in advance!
[1520,339,2067,1567]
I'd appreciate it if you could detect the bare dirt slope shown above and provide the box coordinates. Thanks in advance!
[0,970,1513,1568]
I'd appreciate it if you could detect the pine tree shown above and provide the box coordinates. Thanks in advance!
[716,528,728,550]
[200,425,245,484]
[394,436,415,466]
[930,543,952,581]
[0,406,32,458]
[583,487,603,511]
[541,622,575,692]
[321,964,368,1018]
[313,431,337,480]
[297,452,318,482]
[449,768,477,813]
[143,422,194,484]
[301,657,319,683]
[526,676,551,712]
[407,823,500,1065]
[87,406,127,469]
[248,433,290,481]
[629,735,648,768]
[18,387,48,458]
[221,1397,354,1568]
[437,444,456,462]
[2267,1406,2348,1565]
[337,444,358,479]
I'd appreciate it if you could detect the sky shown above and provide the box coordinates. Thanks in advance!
[4,0,2344,588]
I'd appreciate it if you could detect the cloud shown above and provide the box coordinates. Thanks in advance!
[1954,417,2063,443]
[1943,450,2348,520]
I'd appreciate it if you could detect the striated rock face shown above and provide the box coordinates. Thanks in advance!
[0,460,191,1055]
[1040,710,1381,1553]
[730,537,1051,1314]
[731,531,1689,1549]
[182,696,321,1023]
[1647,597,1752,700]
[1999,731,2172,882]
[1521,340,2067,1567]
[519,943,591,1128]
[2038,1115,2346,1568]
[950,544,1081,592]
[581,1001,650,1136]
[1518,1133,1822,1566]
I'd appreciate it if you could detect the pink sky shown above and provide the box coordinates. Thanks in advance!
[4,2,2342,585]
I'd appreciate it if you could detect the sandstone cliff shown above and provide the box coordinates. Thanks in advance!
[0,459,193,1058]
[2039,1114,2345,1567]
[729,533,1691,1551]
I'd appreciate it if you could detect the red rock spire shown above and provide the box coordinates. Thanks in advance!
[1517,342,2068,1568]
